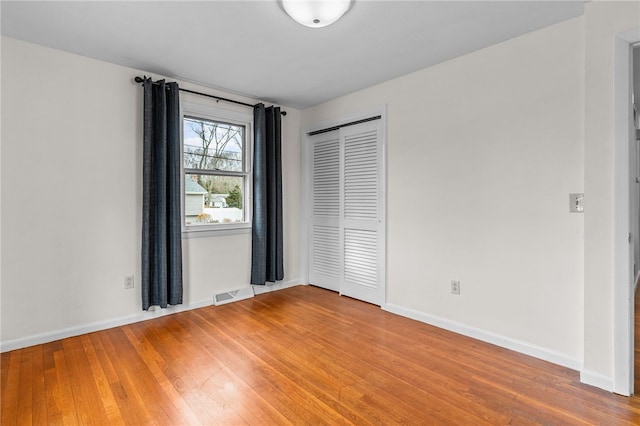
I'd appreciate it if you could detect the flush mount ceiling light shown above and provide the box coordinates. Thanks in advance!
[281,0,353,28]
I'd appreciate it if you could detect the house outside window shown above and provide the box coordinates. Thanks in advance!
[182,102,252,235]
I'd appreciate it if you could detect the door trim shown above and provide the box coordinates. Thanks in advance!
[613,30,640,396]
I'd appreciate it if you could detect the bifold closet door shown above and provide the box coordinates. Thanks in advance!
[309,129,341,292]
[340,120,384,305]
[308,119,384,306]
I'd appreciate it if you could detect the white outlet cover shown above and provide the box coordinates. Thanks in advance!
[569,193,584,213]
[124,275,134,289]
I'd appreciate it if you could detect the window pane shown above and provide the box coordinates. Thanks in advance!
[183,117,244,172]
[185,174,245,226]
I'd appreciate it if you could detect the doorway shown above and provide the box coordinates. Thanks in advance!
[612,32,639,397]
[633,44,640,393]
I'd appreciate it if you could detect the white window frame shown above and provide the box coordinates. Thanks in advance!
[181,101,253,237]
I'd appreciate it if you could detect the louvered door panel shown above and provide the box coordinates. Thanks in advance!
[313,138,340,217]
[309,131,341,291]
[344,229,377,288]
[344,131,378,220]
[340,121,383,305]
[312,225,340,278]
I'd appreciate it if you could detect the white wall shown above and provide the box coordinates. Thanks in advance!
[0,37,301,349]
[302,17,585,368]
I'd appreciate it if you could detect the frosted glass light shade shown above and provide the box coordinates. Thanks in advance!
[282,0,353,28]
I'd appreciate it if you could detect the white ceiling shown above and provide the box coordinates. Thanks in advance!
[1,1,586,109]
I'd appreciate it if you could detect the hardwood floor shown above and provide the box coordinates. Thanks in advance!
[3,285,640,425]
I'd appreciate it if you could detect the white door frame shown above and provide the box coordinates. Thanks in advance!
[613,30,640,396]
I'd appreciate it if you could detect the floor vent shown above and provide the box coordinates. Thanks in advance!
[213,287,254,306]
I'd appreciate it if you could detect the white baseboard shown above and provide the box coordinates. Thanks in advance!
[384,303,583,371]
[580,369,614,392]
[2,281,305,353]
[252,279,303,295]
[2,285,588,384]
[0,298,213,353]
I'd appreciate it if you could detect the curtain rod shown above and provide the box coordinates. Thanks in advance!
[307,115,381,136]
[134,76,287,116]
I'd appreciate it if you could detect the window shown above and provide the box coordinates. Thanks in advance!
[182,103,252,234]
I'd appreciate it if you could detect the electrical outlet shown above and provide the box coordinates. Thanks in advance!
[451,280,460,295]
[124,275,134,289]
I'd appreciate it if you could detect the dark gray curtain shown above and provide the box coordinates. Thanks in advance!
[141,78,183,310]
[251,104,284,285]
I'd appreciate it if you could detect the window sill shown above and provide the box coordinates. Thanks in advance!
[182,224,251,239]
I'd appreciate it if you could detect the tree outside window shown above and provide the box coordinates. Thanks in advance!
[183,116,249,227]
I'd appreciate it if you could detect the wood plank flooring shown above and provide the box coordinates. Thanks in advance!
[3,285,640,425]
